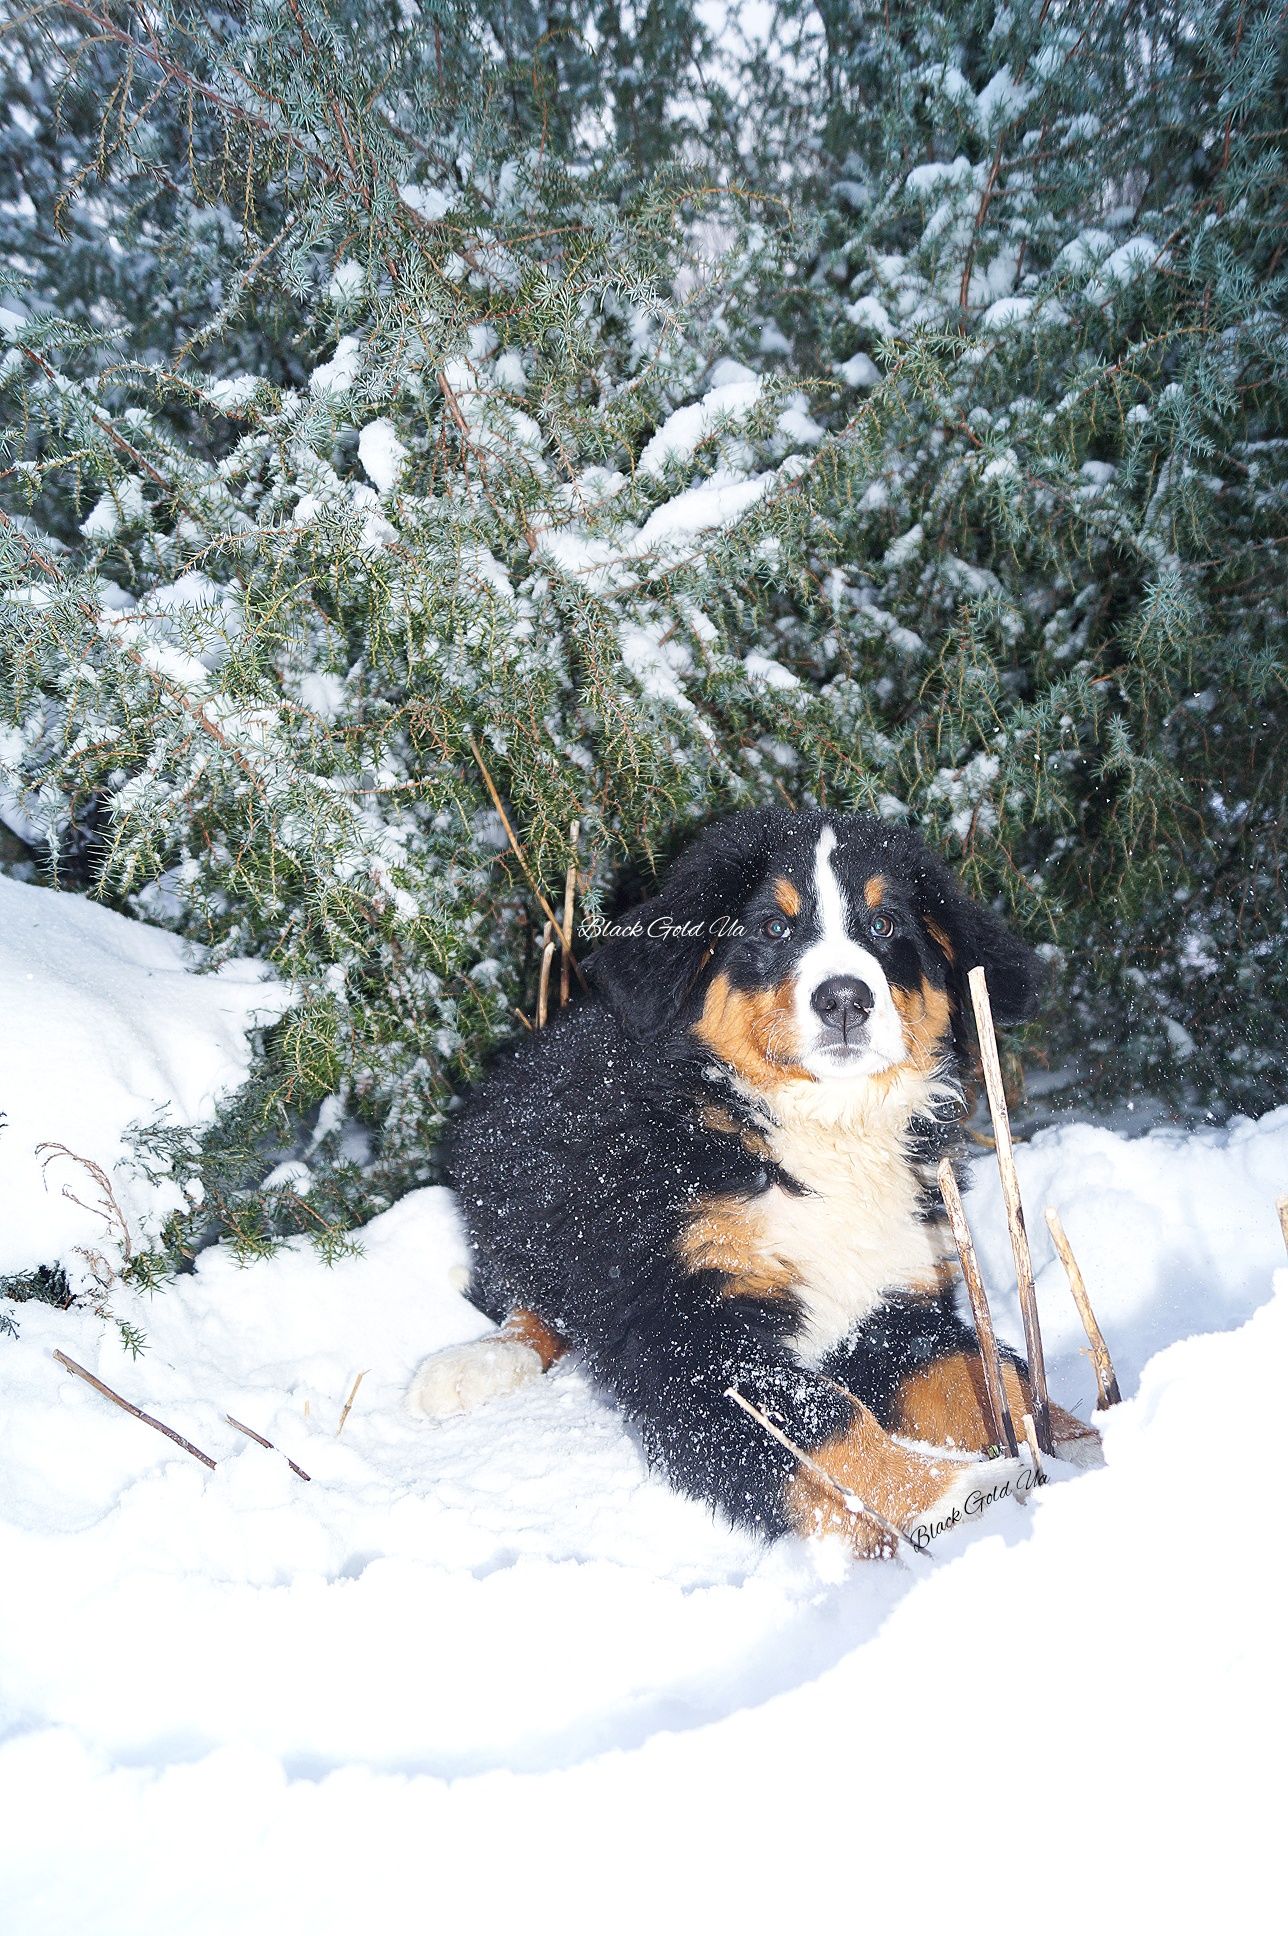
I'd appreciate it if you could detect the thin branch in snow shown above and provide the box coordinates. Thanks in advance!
[52,1350,217,1470]
[1045,1207,1122,1410]
[968,966,1053,1455]
[725,1386,929,1564]
[336,1369,369,1436]
[937,1157,1018,1456]
[225,1414,312,1481]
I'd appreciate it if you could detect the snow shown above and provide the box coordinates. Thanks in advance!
[619,619,699,712]
[0,878,292,1296]
[309,334,360,397]
[79,494,121,540]
[634,468,773,548]
[109,569,243,683]
[357,418,408,493]
[775,395,824,445]
[326,260,365,303]
[0,1101,1283,1924]
[79,477,145,539]
[881,521,924,568]
[1055,226,1114,274]
[975,65,1031,124]
[2,894,1286,1926]
[398,182,453,221]
[845,292,896,336]
[905,155,974,197]
[541,463,780,590]
[637,374,764,477]
[205,373,258,410]
[741,649,799,690]
[835,349,881,387]
[1087,235,1162,298]
[980,294,1034,330]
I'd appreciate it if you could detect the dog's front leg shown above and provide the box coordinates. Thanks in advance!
[824,1297,1103,1466]
[579,1272,1001,1557]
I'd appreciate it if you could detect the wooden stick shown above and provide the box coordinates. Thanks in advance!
[560,819,579,1007]
[1020,1412,1046,1479]
[336,1369,368,1436]
[1277,1197,1288,1259]
[1044,1206,1122,1410]
[937,1158,1018,1456]
[536,929,556,1028]
[968,965,1053,1455]
[725,1386,929,1562]
[468,738,588,992]
[52,1350,216,1470]
[225,1414,312,1481]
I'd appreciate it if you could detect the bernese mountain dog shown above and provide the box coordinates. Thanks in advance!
[409,808,1098,1556]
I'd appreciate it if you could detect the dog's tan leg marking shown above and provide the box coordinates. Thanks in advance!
[500,1307,567,1370]
[785,1398,1016,1557]
[892,1351,1102,1462]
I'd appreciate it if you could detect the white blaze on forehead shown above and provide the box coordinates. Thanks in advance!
[793,824,907,1078]
[813,825,848,949]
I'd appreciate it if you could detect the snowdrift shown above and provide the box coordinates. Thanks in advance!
[0,888,1284,1928]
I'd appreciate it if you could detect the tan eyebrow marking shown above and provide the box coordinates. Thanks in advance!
[863,874,888,910]
[923,915,955,962]
[773,877,801,918]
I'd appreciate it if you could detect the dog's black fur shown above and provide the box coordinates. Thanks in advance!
[446,808,1043,1542]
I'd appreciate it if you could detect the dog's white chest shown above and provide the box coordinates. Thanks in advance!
[746,1075,953,1362]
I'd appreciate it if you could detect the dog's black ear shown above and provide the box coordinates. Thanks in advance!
[911,842,1045,1029]
[584,808,793,1042]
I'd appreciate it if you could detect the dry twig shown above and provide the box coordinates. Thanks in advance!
[968,966,1053,1454]
[52,1350,216,1470]
[336,1369,369,1436]
[725,1386,928,1563]
[560,818,580,1008]
[37,1143,132,1252]
[937,1158,1018,1455]
[1044,1206,1122,1410]
[225,1414,312,1481]
[536,926,556,1029]
[1277,1197,1288,1259]
[468,738,588,992]
[1020,1412,1046,1480]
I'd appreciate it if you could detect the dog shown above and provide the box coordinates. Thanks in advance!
[408,807,1098,1555]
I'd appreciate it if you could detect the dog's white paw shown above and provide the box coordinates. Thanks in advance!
[1051,1424,1106,1470]
[406,1337,544,1420]
[904,1454,1033,1553]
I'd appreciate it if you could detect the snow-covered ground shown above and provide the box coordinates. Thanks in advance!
[0,875,289,1298]
[1,890,1284,1931]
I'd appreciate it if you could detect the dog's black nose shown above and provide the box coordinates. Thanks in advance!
[810,975,874,1039]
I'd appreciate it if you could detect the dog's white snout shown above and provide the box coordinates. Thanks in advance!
[793,828,907,1077]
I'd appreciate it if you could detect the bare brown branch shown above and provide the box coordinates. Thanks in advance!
[52,1349,216,1469]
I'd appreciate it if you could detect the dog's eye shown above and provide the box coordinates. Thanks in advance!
[870,913,895,940]
[762,915,792,941]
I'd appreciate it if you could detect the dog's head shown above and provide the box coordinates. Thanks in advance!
[584,808,1042,1089]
